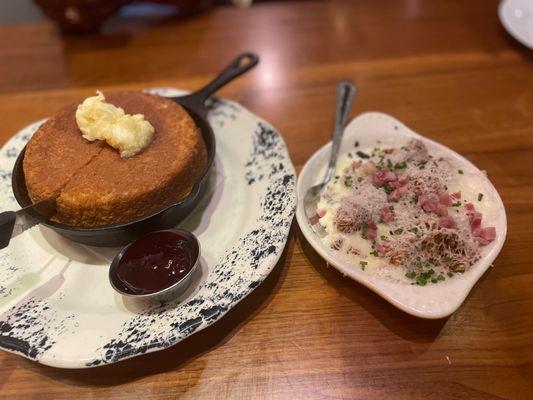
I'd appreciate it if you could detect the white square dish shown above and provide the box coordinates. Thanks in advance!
[296,112,507,319]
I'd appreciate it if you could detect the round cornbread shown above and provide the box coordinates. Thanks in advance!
[23,91,207,227]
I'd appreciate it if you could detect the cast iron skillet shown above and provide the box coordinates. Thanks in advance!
[10,52,259,247]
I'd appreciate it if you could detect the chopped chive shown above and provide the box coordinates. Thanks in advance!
[408,227,418,234]
[452,201,461,207]
[356,151,370,159]
[437,274,445,281]
[344,176,353,187]
[357,177,363,182]
[354,141,359,147]
[447,271,454,277]
[431,278,438,284]
[380,235,388,241]
[348,152,353,158]
[416,276,427,286]
[478,193,484,201]
[458,169,464,175]
[405,271,416,279]
[370,250,379,257]
[386,159,393,170]
[359,261,368,271]
[394,161,407,169]
[415,270,434,280]
[393,228,403,235]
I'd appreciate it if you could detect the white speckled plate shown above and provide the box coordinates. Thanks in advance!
[0,88,296,368]
[499,0,533,49]
[296,112,507,319]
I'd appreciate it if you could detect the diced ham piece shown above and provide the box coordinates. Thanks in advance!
[388,185,409,202]
[372,169,396,187]
[469,211,482,230]
[371,171,384,187]
[465,203,482,230]
[375,241,390,256]
[388,179,401,190]
[421,197,439,213]
[387,172,409,189]
[351,161,362,169]
[363,220,378,240]
[365,229,377,240]
[464,203,495,244]
[380,206,395,222]
[464,203,475,212]
[417,194,428,208]
[373,169,409,199]
[388,180,400,190]
[438,190,452,207]
[397,173,409,186]
[451,191,461,200]
[473,227,496,245]
[418,193,449,215]
[317,209,327,218]
[435,204,449,217]
[309,213,320,225]
[439,215,457,229]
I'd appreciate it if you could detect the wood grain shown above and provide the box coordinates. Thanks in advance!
[0,0,532,399]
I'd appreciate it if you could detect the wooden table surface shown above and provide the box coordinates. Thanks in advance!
[0,0,532,398]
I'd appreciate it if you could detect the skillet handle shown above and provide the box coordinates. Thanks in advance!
[176,52,259,111]
[0,211,16,250]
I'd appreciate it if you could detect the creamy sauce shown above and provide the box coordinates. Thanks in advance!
[314,140,497,285]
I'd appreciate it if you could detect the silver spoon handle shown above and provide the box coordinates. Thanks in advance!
[323,81,356,184]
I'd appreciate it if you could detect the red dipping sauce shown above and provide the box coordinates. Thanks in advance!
[111,230,198,295]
